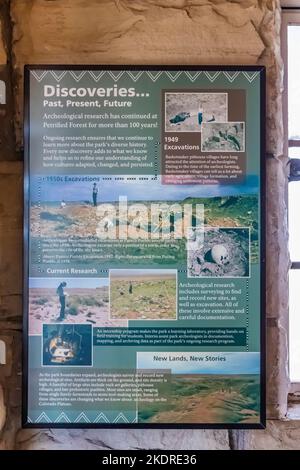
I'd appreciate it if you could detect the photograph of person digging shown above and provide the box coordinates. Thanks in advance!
[201,122,245,152]
[110,269,177,320]
[29,277,126,335]
[165,92,228,132]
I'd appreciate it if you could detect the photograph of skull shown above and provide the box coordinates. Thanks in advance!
[187,226,250,278]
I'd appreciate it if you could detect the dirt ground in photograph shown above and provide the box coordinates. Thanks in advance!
[165,92,227,132]
[202,122,245,151]
[188,227,250,278]
[30,203,99,237]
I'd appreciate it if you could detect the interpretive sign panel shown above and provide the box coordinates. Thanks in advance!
[23,66,265,428]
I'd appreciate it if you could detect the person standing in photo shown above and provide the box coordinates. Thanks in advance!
[92,182,98,207]
[56,281,67,321]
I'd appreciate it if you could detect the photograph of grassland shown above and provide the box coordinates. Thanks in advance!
[138,373,260,424]
[29,278,126,335]
[110,269,177,320]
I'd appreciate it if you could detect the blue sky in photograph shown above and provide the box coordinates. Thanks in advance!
[31,174,259,203]
[137,352,260,375]
[29,277,108,289]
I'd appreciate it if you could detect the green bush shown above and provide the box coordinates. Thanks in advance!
[74,296,104,307]
[68,305,79,316]
[33,297,48,305]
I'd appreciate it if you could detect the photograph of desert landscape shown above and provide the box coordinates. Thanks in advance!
[165,92,228,132]
[30,202,100,238]
[29,277,126,335]
[30,175,259,265]
[137,352,260,424]
[138,373,260,424]
[110,269,177,320]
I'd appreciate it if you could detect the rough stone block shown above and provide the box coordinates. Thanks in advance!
[0,294,22,326]
[0,21,7,65]
[266,323,289,420]
[266,157,289,319]
[258,4,283,157]
[16,428,230,450]
[0,164,23,229]
[11,0,265,147]
[0,406,21,450]
[8,382,21,409]
[0,385,6,432]
[250,420,300,450]
[0,228,22,296]
[0,335,13,378]
[0,75,18,161]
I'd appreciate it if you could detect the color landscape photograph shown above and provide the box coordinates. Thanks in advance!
[138,374,260,424]
[137,352,260,424]
[29,277,126,335]
[110,269,177,320]
[30,175,259,265]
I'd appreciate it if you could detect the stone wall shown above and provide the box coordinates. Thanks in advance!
[0,0,295,449]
